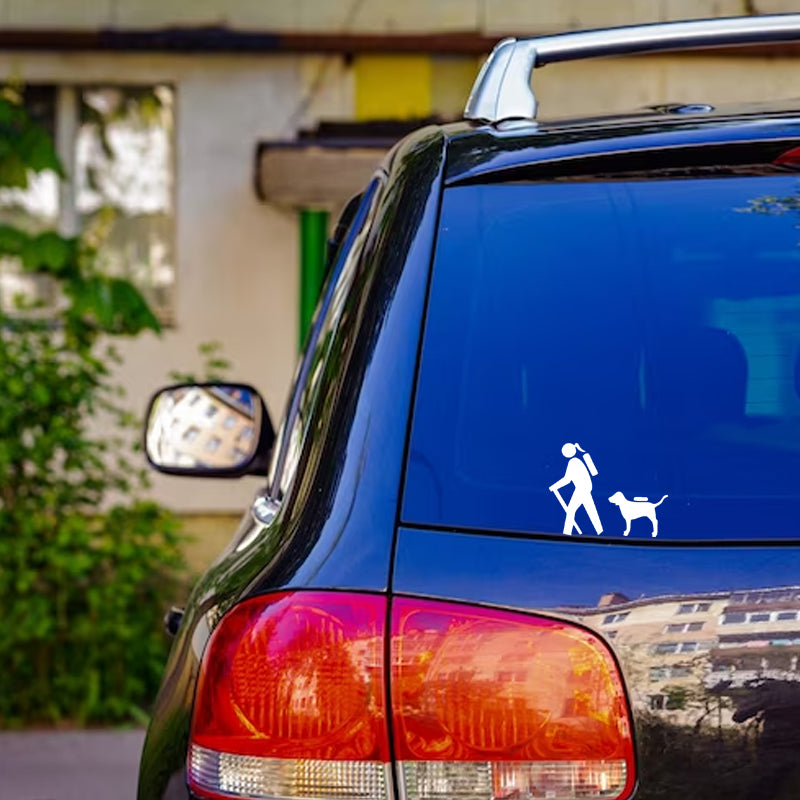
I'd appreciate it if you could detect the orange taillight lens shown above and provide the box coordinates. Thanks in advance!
[188,591,389,800]
[191,591,388,761]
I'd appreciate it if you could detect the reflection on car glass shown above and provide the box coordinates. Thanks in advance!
[405,176,800,540]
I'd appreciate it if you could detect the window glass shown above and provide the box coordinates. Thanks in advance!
[77,86,175,321]
[0,84,174,319]
[404,176,800,540]
[266,178,382,501]
[665,624,682,633]
[0,86,58,312]
[722,612,747,624]
[653,643,679,654]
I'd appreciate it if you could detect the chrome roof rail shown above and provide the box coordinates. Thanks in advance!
[465,15,800,123]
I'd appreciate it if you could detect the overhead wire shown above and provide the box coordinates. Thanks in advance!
[280,0,371,137]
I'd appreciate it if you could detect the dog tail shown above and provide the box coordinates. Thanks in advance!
[654,495,668,507]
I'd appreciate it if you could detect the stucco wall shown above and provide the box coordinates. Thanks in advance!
[2,2,800,514]
[0,0,794,33]
[0,51,344,511]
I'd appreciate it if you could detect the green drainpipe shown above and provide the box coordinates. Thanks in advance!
[298,208,330,350]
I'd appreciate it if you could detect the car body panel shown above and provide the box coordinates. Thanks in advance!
[443,113,800,185]
[137,126,446,800]
[393,526,800,800]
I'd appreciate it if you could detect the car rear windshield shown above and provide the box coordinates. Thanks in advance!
[403,174,800,541]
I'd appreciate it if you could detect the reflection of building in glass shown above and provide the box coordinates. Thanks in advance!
[149,386,256,468]
[566,586,800,726]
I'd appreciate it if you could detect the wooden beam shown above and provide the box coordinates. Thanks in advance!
[0,27,797,57]
[256,143,387,209]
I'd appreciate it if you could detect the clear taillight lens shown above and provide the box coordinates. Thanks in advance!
[187,592,635,800]
[391,598,635,800]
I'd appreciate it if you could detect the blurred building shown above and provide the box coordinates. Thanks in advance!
[570,585,800,728]
[147,386,257,469]
[0,0,799,515]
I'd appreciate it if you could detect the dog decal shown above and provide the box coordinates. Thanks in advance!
[608,492,668,538]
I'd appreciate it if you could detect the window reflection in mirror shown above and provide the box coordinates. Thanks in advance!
[146,384,259,471]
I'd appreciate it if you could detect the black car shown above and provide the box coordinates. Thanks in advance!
[140,15,800,800]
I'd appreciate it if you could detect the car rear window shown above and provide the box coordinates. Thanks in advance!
[403,175,800,541]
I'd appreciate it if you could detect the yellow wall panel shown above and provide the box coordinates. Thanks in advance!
[431,56,483,119]
[354,55,432,120]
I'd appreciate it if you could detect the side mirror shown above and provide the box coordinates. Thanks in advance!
[144,383,275,477]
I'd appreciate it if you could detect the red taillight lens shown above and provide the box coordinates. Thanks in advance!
[774,145,800,167]
[187,591,635,800]
[391,599,635,800]
[188,591,389,799]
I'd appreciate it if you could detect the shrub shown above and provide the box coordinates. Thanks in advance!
[0,87,185,726]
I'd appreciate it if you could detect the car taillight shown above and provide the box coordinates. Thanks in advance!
[391,599,635,800]
[188,592,389,800]
[188,592,635,800]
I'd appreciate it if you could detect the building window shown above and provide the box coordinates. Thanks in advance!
[182,425,199,442]
[677,602,711,615]
[721,609,800,624]
[648,694,666,710]
[665,624,684,633]
[653,642,679,654]
[721,612,747,625]
[602,612,629,625]
[665,622,706,634]
[0,84,175,320]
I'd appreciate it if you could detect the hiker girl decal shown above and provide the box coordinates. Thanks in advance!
[549,443,603,536]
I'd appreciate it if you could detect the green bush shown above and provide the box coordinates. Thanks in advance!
[0,87,186,726]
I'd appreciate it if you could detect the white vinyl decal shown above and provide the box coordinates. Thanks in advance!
[548,443,603,536]
[549,443,668,538]
[608,492,668,538]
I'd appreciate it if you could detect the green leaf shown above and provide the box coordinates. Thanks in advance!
[0,223,28,255]
[66,275,161,336]
[21,231,78,276]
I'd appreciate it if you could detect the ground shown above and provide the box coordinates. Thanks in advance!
[0,729,145,800]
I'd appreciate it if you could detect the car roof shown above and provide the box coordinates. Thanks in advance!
[440,99,800,185]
